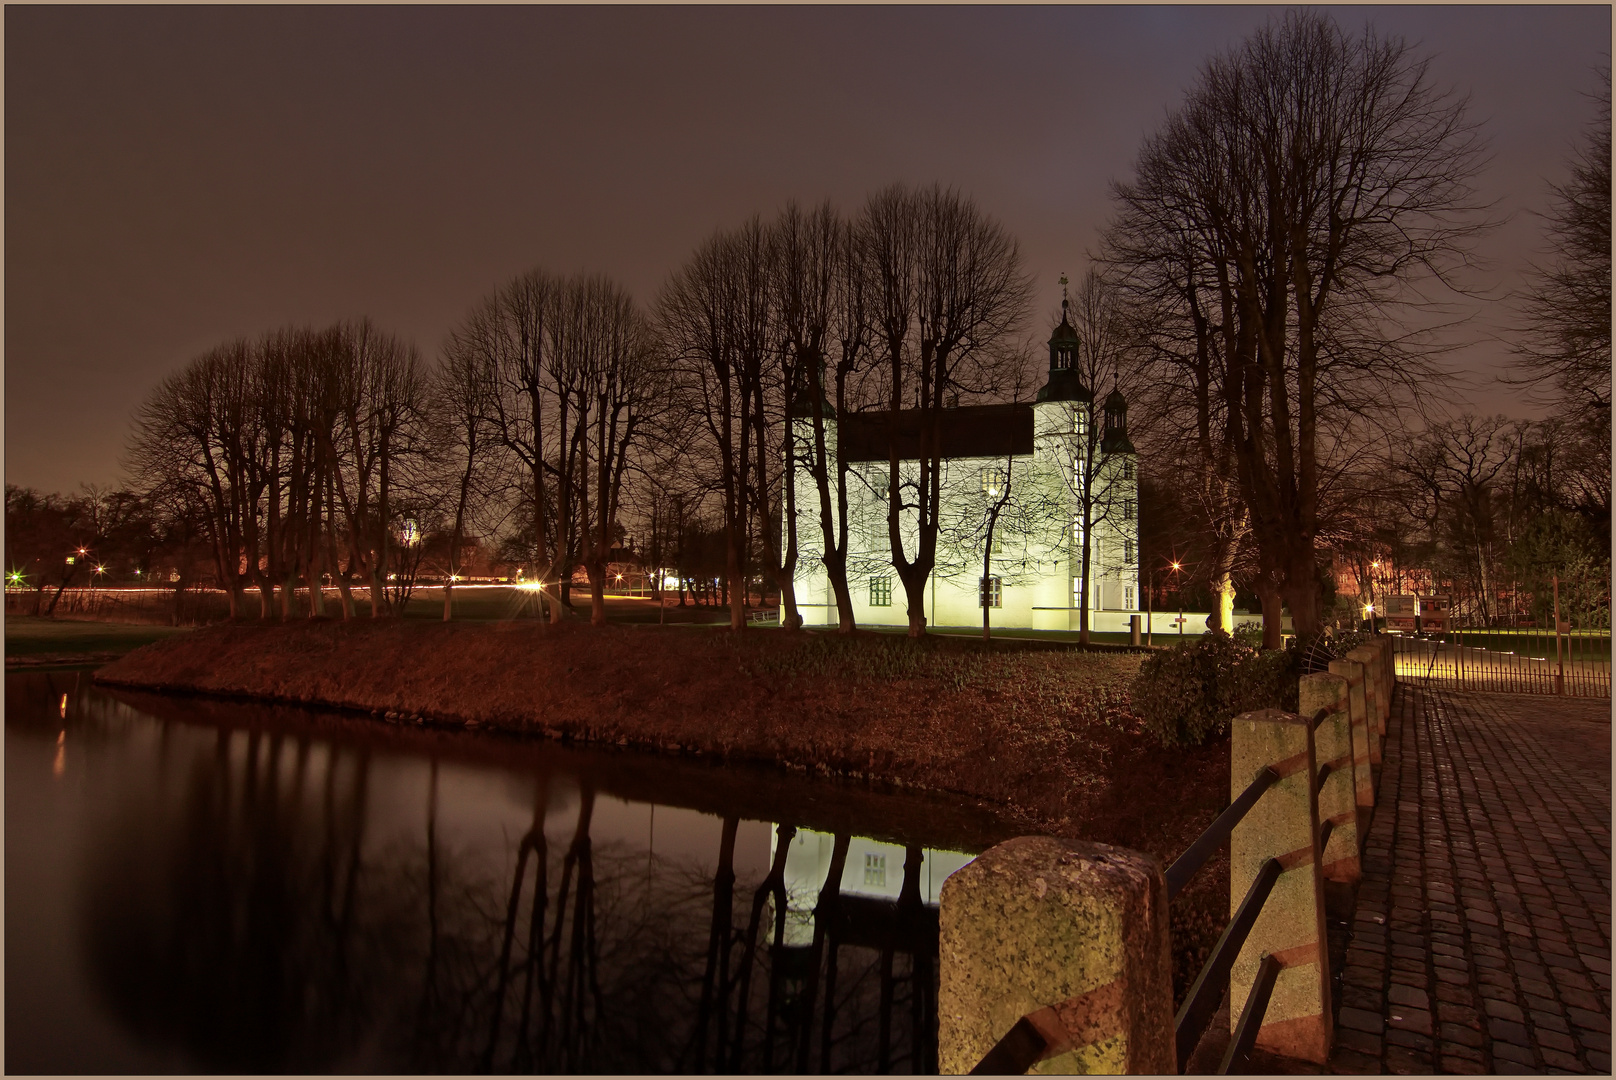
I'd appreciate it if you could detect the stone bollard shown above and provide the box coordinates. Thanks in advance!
[1328,656,1377,816]
[1348,645,1386,748]
[1229,708,1332,1064]
[1299,672,1361,883]
[939,836,1174,1075]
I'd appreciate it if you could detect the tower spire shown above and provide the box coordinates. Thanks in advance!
[1060,273,1069,318]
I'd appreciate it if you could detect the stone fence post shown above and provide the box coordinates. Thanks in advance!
[1299,672,1361,884]
[1228,708,1332,1064]
[1347,644,1386,755]
[1327,656,1378,816]
[938,837,1174,1074]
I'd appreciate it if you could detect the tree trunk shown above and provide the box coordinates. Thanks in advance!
[1257,579,1285,650]
[588,564,607,627]
[899,570,927,637]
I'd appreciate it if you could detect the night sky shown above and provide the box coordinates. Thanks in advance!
[6,5,1609,494]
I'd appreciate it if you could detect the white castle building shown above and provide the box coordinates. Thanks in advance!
[790,306,1143,632]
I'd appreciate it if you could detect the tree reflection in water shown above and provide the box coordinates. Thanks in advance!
[25,679,967,1074]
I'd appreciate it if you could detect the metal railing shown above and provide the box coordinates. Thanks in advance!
[1391,627,1610,698]
[967,738,1344,1076]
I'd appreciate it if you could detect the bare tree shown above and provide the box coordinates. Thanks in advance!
[860,183,1033,636]
[568,275,663,626]
[1056,270,1144,645]
[1106,11,1490,644]
[468,270,564,622]
[1514,66,1612,422]
[776,204,875,634]
[433,324,500,620]
[660,222,771,631]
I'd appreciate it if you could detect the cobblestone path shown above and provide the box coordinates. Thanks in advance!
[1330,686,1612,1074]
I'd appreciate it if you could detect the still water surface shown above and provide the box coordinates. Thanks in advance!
[6,670,1018,1074]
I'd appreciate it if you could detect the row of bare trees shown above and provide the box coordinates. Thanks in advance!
[126,321,428,621]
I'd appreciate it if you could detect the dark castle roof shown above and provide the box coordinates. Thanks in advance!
[838,403,1033,463]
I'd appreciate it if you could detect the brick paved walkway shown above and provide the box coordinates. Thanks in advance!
[1329,686,1612,1075]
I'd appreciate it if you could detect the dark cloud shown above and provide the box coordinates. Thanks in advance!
[6,5,1608,492]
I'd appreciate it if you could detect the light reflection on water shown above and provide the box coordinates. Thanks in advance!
[5,669,1014,1074]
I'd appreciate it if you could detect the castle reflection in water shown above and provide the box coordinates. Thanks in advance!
[7,669,1010,1074]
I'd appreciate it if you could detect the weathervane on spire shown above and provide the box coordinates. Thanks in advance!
[1060,273,1069,316]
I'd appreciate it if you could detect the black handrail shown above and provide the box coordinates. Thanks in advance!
[968,1016,1048,1076]
[1164,766,1279,900]
[1318,818,1334,855]
[1316,761,1333,788]
[1218,953,1281,1074]
[1173,856,1282,1071]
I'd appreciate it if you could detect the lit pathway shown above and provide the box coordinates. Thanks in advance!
[1330,686,1612,1074]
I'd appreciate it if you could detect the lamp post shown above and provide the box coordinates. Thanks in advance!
[1367,559,1381,635]
[1171,560,1184,638]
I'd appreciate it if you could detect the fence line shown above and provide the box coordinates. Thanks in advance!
[940,639,1394,1074]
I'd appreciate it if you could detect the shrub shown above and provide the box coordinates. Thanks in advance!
[1232,622,1264,650]
[1130,632,1302,748]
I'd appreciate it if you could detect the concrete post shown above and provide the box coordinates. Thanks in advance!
[1229,708,1332,1064]
[1130,614,1142,646]
[938,836,1174,1075]
[1348,645,1386,748]
[1299,672,1361,883]
[1328,657,1377,816]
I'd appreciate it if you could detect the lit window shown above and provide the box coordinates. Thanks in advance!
[1074,411,1089,440]
[980,467,1007,494]
[1072,516,1082,542]
[869,577,892,607]
[864,853,887,887]
[1073,457,1085,489]
[980,576,1002,609]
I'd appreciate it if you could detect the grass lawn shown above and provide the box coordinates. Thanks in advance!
[5,616,197,657]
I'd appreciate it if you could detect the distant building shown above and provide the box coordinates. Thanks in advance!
[789,307,1141,632]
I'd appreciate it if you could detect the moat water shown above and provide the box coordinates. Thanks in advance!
[5,669,1018,1074]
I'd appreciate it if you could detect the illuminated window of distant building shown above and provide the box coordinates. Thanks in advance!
[980,576,1002,609]
[1122,459,1136,481]
[864,852,886,887]
[869,577,892,607]
[980,467,1007,494]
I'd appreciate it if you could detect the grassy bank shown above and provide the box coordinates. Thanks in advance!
[5,615,197,665]
[93,618,1231,997]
